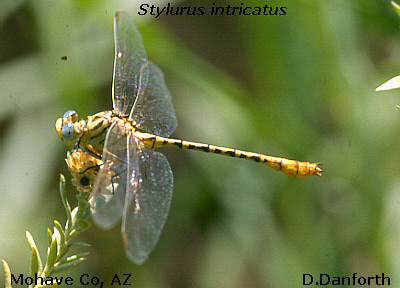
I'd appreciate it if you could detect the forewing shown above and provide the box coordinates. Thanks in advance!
[121,137,173,264]
[90,122,132,229]
[130,62,177,137]
[113,10,149,116]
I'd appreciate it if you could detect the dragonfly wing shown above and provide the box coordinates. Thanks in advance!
[131,62,178,137]
[90,122,131,229]
[113,10,149,116]
[121,137,173,264]
[113,11,177,137]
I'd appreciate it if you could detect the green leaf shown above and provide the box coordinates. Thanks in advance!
[52,257,87,273]
[25,231,43,275]
[2,260,12,288]
[392,1,400,18]
[55,252,89,271]
[376,75,400,91]
[29,247,40,280]
[69,242,90,247]
[53,220,65,249]
[59,174,72,230]
[62,253,89,263]
[45,237,58,271]
[47,228,52,247]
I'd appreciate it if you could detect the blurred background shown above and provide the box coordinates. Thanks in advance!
[1,0,400,287]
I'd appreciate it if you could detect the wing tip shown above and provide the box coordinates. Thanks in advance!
[122,232,149,265]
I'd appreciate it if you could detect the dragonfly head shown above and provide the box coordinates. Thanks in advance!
[55,110,79,145]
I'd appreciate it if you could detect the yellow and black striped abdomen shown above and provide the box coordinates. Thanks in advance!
[136,131,322,178]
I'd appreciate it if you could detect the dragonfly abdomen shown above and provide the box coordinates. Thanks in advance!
[136,132,322,178]
[258,154,322,178]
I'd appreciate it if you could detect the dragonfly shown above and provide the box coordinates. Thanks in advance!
[55,10,322,265]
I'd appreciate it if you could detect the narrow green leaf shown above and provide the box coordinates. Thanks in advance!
[58,253,90,264]
[25,231,43,275]
[54,220,64,239]
[56,256,79,267]
[45,237,58,270]
[26,231,37,249]
[2,260,12,288]
[29,247,40,279]
[376,75,400,91]
[53,220,65,251]
[392,1,400,18]
[47,228,52,247]
[69,242,91,247]
[59,174,72,229]
[53,257,87,273]
[70,206,78,219]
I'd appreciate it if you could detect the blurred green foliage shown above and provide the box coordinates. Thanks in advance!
[2,0,400,287]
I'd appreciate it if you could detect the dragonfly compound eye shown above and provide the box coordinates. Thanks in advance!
[63,110,78,122]
[61,122,76,144]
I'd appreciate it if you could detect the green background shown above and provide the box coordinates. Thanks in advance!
[1,0,399,287]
